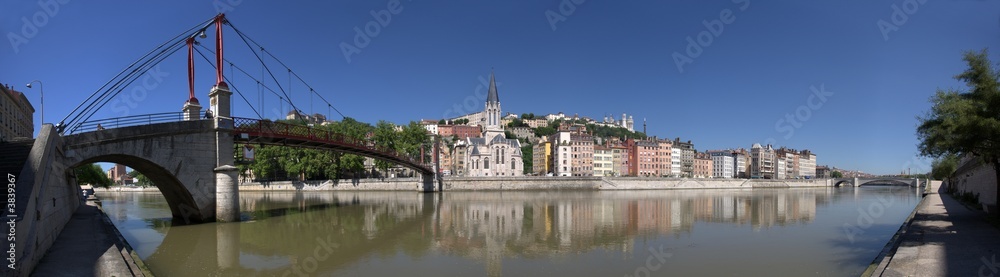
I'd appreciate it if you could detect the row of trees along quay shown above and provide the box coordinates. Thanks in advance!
[918,49,1000,219]
[235,118,430,181]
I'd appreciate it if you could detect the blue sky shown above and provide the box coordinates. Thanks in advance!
[2,1,999,175]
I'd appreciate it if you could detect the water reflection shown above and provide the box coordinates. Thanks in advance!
[98,187,920,276]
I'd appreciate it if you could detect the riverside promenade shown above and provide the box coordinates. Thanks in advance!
[876,181,1000,276]
[31,196,146,277]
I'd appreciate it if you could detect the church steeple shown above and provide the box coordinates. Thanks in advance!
[486,70,500,104]
[484,69,503,133]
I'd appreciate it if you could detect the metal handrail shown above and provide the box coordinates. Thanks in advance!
[70,112,186,134]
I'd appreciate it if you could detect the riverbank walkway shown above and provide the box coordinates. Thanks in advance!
[877,181,1000,276]
[31,197,143,276]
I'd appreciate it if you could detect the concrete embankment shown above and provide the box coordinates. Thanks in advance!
[232,177,833,191]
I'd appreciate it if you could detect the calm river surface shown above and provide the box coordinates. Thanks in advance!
[97,186,921,276]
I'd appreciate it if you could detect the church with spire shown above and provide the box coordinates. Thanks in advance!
[460,71,524,177]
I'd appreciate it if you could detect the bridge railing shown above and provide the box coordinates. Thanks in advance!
[69,112,186,134]
[229,117,423,167]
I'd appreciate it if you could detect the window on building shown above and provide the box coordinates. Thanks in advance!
[484,158,490,169]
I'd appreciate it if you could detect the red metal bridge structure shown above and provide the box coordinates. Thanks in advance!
[57,12,435,176]
[229,117,431,174]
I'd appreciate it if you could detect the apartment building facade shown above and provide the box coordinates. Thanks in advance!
[693,152,713,178]
[594,146,614,177]
[751,143,776,179]
[0,84,35,141]
[708,150,735,178]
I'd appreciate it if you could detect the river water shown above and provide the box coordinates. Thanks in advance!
[97,186,921,276]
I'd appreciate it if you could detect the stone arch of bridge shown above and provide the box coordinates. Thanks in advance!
[71,154,210,224]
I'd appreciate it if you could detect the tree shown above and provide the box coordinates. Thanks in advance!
[373,120,398,177]
[326,117,375,178]
[586,123,647,140]
[521,144,533,175]
[831,171,843,178]
[917,49,1000,215]
[75,164,112,188]
[534,126,556,137]
[399,121,430,159]
[249,145,282,181]
[505,130,516,139]
[438,119,446,125]
[128,170,153,187]
[931,153,960,181]
[507,118,527,128]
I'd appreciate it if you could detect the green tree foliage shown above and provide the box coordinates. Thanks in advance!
[506,118,528,128]
[533,126,556,137]
[397,121,430,159]
[916,49,1000,214]
[327,117,375,178]
[128,170,153,187]
[586,124,647,140]
[373,120,398,176]
[521,144,533,175]
[438,119,446,125]
[75,163,112,188]
[249,145,281,180]
[505,130,516,139]
[548,119,563,129]
[831,171,844,178]
[237,117,432,181]
[931,154,960,181]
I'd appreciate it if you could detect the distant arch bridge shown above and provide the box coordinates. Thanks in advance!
[832,177,922,187]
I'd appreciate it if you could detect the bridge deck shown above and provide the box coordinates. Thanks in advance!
[231,117,432,174]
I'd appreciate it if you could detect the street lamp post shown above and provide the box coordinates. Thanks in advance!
[25,80,43,126]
